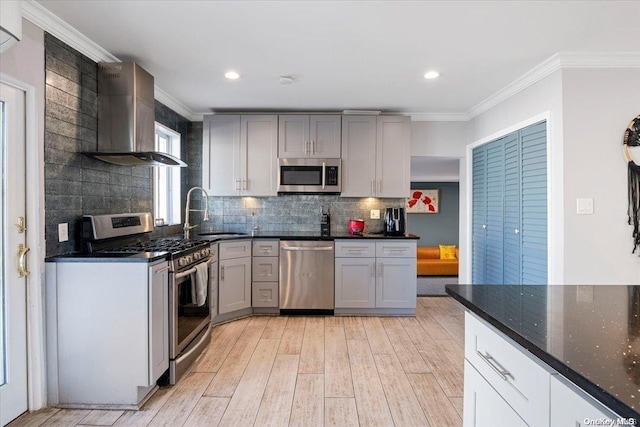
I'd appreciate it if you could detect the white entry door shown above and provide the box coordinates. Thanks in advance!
[0,82,28,425]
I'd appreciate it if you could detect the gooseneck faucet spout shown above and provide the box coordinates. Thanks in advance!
[184,186,210,239]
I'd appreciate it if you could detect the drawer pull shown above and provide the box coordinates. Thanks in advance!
[477,351,513,381]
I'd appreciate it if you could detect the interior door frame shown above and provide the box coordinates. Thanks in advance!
[1,73,46,411]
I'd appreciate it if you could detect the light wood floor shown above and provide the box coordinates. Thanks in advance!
[11,297,465,427]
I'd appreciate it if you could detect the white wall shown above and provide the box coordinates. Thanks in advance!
[411,121,467,157]
[561,68,640,284]
[462,70,564,284]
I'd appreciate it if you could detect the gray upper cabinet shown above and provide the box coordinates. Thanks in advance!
[203,115,278,196]
[278,115,341,158]
[341,115,410,198]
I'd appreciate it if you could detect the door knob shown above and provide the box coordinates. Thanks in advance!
[18,243,30,277]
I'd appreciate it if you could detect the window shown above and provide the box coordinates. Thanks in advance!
[153,123,182,225]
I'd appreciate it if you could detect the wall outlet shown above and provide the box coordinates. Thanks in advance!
[370,209,380,219]
[58,223,69,242]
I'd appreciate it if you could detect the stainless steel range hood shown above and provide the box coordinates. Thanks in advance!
[85,62,186,167]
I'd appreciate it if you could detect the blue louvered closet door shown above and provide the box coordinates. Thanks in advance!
[471,121,547,284]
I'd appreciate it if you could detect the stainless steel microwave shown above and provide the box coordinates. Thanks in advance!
[278,158,341,194]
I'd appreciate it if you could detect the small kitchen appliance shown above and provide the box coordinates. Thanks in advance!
[384,207,406,236]
[321,209,331,236]
[348,219,365,235]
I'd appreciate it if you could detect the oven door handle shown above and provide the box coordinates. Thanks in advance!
[174,256,213,279]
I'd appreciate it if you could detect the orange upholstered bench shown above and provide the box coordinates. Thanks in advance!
[417,246,459,276]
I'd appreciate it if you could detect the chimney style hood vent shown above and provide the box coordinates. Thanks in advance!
[85,62,186,167]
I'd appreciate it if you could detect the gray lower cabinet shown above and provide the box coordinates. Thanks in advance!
[252,240,279,308]
[335,257,376,308]
[218,240,252,315]
[45,259,169,409]
[335,240,416,313]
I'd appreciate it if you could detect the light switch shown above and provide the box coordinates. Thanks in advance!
[58,223,69,242]
[576,198,594,215]
[370,209,380,219]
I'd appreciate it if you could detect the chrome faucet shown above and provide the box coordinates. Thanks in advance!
[184,186,210,239]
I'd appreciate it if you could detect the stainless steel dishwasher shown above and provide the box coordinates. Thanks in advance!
[279,240,335,312]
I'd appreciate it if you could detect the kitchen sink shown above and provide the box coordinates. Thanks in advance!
[198,232,248,237]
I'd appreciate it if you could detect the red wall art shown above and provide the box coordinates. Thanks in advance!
[407,189,439,214]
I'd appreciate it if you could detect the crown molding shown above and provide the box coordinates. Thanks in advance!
[466,53,563,120]
[409,112,470,122]
[466,52,640,120]
[22,0,117,63]
[154,88,201,121]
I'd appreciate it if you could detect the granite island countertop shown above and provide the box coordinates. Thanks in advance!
[446,284,640,421]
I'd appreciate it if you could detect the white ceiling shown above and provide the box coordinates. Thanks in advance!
[35,0,640,118]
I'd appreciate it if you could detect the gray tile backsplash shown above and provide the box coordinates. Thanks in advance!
[195,195,405,235]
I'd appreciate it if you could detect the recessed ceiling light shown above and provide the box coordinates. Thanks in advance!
[423,70,440,79]
[225,71,240,80]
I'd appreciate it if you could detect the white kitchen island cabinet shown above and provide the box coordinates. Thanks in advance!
[460,309,624,427]
[334,240,416,315]
[341,115,411,198]
[45,259,169,409]
[203,114,278,196]
[278,115,341,158]
[464,360,528,427]
[550,375,619,427]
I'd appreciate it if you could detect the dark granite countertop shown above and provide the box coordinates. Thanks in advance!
[221,231,419,240]
[46,233,419,262]
[446,284,640,421]
[46,251,169,263]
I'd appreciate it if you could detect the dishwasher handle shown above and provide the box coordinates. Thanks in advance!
[281,246,334,251]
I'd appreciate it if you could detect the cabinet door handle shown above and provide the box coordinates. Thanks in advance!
[220,265,225,280]
[482,224,487,229]
[514,228,519,234]
[379,262,384,278]
[371,180,375,195]
[371,263,376,278]
[311,140,315,154]
[242,179,247,191]
[377,180,382,194]
[477,351,514,381]
[235,180,241,191]
[305,141,309,154]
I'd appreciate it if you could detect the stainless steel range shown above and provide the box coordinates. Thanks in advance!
[83,212,213,384]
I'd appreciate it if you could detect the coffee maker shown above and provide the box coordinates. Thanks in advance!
[384,207,406,236]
